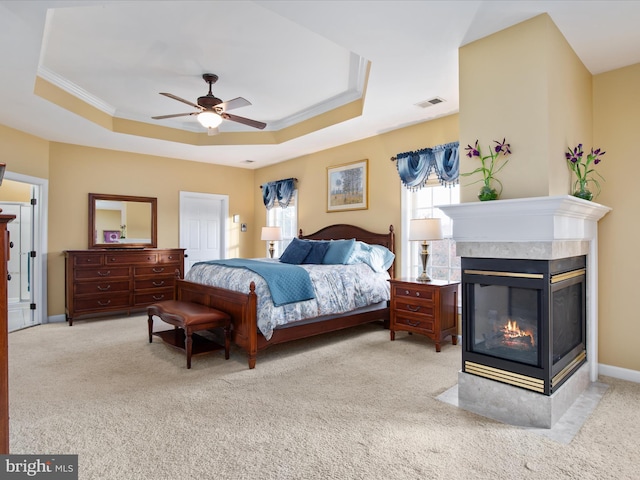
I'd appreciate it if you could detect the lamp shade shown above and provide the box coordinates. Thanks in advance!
[408,218,443,241]
[197,110,223,129]
[261,226,282,241]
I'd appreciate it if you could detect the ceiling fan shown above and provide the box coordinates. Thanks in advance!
[152,73,267,131]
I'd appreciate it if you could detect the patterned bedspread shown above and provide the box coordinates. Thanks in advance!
[185,260,391,340]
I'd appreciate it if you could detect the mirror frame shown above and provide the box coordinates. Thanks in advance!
[88,193,157,249]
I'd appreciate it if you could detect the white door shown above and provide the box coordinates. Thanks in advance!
[2,202,35,331]
[179,192,228,274]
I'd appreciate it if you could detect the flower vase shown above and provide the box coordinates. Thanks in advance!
[572,181,593,201]
[478,182,498,201]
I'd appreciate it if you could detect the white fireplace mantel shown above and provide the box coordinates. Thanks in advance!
[439,195,611,244]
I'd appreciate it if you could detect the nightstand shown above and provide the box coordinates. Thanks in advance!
[389,278,459,352]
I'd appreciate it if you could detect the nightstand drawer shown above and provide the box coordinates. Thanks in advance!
[394,314,435,333]
[393,299,434,318]
[392,285,435,302]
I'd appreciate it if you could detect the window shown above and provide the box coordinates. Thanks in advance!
[265,190,298,258]
[401,179,460,283]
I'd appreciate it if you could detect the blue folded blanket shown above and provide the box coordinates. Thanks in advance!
[193,259,316,307]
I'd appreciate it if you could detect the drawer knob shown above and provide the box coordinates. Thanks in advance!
[98,300,111,306]
[407,319,420,327]
[416,292,420,297]
[152,281,165,287]
[97,285,111,291]
[407,305,421,312]
[97,271,111,277]
[152,294,165,300]
[152,267,165,273]
[404,290,409,295]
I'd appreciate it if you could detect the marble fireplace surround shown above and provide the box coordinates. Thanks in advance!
[439,195,611,428]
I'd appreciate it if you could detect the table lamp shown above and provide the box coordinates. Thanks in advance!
[408,218,443,282]
[261,226,282,258]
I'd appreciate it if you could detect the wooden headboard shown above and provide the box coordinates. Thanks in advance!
[298,224,395,278]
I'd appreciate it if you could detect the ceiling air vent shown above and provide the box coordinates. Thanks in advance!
[415,97,445,108]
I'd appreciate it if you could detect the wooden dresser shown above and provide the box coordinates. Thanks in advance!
[64,248,185,325]
[389,278,459,352]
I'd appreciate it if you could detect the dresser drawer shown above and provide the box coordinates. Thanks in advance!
[74,293,131,312]
[158,251,182,263]
[72,253,105,267]
[134,265,181,277]
[392,285,435,302]
[135,277,175,290]
[75,280,130,295]
[394,314,435,333]
[74,266,130,280]
[106,252,158,265]
[134,289,174,305]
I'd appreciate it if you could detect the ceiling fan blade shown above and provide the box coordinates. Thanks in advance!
[222,113,267,130]
[216,97,251,112]
[152,112,197,120]
[159,92,201,110]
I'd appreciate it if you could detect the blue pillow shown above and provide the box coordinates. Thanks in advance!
[347,241,395,272]
[322,238,356,265]
[302,240,330,264]
[279,238,313,264]
[367,244,395,272]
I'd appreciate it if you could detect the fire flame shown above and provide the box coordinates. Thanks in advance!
[502,319,535,347]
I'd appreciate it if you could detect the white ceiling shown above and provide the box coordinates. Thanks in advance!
[1,1,640,169]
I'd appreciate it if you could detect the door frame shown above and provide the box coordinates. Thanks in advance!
[4,171,48,325]
[179,191,229,272]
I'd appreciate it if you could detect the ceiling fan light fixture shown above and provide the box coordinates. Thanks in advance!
[197,110,223,129]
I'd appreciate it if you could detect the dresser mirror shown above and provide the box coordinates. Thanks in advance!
[88,193,157,249]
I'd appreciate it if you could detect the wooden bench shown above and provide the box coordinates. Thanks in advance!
[147,300,232,369]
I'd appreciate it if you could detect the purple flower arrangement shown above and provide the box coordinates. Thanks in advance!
[462,138,512,200]
[565,144,605,200]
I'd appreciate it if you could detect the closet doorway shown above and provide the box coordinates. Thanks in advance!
[1,173,47,332]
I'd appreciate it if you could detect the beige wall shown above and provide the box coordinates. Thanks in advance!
[253,114,459,273]
[48,143,255,315]
[459,14,591,202]
[0,124,49,179]
[0,179,31,203]
[593,63,640,371]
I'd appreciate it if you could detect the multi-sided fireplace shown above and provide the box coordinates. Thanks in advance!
[439,196,610,428]
[462,256,586,395]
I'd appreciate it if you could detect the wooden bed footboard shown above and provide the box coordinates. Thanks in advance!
[175,279,260,368]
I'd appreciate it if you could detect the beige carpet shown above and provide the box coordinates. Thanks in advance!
[7,316,640,480]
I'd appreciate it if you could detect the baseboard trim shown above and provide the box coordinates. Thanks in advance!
[598,363,640,384]
[47,314,66,324]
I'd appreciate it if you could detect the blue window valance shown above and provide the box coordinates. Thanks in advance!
[393,141,459,190]
[261,177,297,209]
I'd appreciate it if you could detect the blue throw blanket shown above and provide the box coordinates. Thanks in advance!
[194,259,316,307]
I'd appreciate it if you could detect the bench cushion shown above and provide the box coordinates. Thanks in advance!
[148,300,230,327]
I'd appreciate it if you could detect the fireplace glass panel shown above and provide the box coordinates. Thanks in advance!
[552,282,583,364]
[470,284,540,366]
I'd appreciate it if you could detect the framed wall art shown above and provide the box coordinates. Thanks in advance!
[327,159,368,212]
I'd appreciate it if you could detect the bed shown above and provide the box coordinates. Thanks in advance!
[175,224,395,369]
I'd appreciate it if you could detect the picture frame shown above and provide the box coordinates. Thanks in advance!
[103,230,121,243]
[327,159,368,212]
